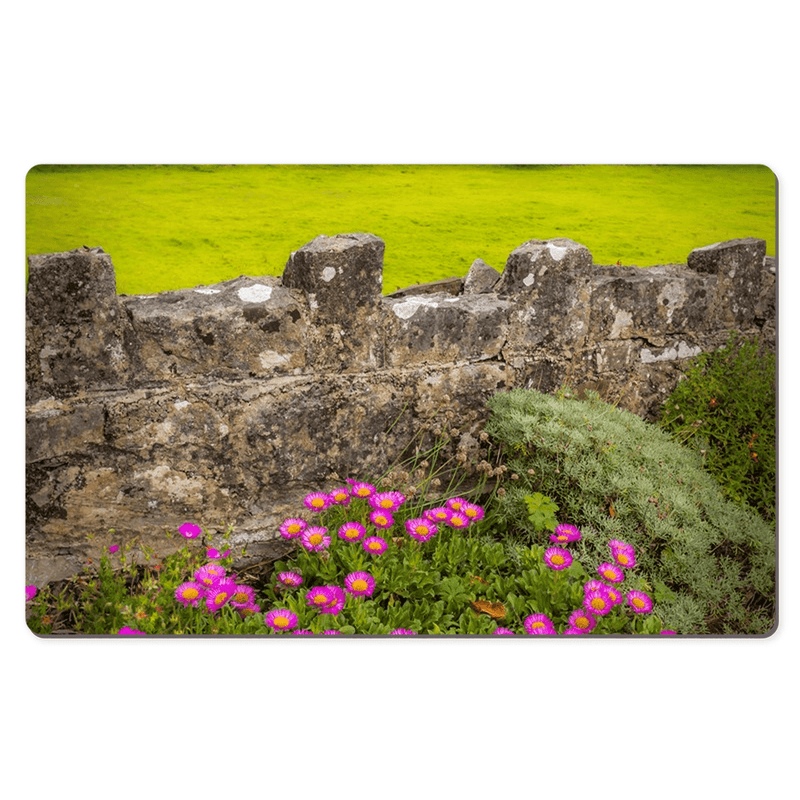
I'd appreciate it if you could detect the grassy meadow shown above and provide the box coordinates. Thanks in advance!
[25,164,776,296]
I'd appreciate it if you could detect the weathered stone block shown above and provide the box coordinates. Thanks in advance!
[26,246,134,400]
[464,258,501,294]
[383,292,511,368]
[282,233,385,320]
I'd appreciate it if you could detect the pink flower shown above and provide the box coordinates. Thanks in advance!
[493,627,516,635]
[543,547,573,570]
[344,571,375,597]
[329,486,351,506]
[179,522,202,539]
[206,547,231,559]
[405,517,437,542]
[568,608,597,632]
[550,523,582,543]
[390,629,416,635]
[445,497,468,512]
[108,545,120,554]
[277,571,303,587]
[25,585,37,602]
[597,562,625,583]
[584,588,614,616]
[321,586,346,615]
[660,630,677,635]
[306,585,336,610]
[230,585,256,608]
[626,590,653,614]
[424,507,452,524]
[524,613,556,634]
[362,536,388,555]
[118,627,146,635]
[609,539,637,568]
[338,522,367,542]
[300,526,331,552]
[265,608,298,632]
[194,563,227,587]
[205,578,237,612]
[369,491,405,512]
[175,581,205,608]
[445,510,470,530]
[347,480,376,499]
[369,509,394,529]
[460,502,485,523]
[303,492,331,513]
[279,518,308,539]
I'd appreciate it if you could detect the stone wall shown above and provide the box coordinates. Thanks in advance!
[25,234,776,586]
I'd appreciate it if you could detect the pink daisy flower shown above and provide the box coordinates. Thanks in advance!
[323,630,341,635]
[369,491,405,512]
[362,536,388,555]
[179,522,202,539]
[445,497,468,512]
[597,562,625,583]
[306,585,336,610]
[118,627,146,635]
[584,579,608,594]
[205,578,237,612]
[568,608,597,632]
[292,629,314,635]
[300,526,331,552]
[550,523,582,543]
[348,480,376,499]
[390,629,417,635]
[277,571,303,587]
[524,613,556,634]
[660,630,677,635]
[279,518,307,539]
[562,627,583,635]
[328,486,351,505]
[322,585,346,615]
[493,627,516,635]
[626,590,653,614]
[174,580,205,608]
[609,539,637,568]
[345,571,375,597]
[194,563,227,587]
[338,522,367,542]
[461,502,485,523]
[108,545,120,554]
[405,517,437,542]
[584,588,614,616]
[369,509,394,529]
[303,492,331,513]
[206,547,231,559]
[604,584,624,606]
[424,507,452,524]
[25,585,38,602]
[230,585,256,608]
[445,510,471,530]
[543,547,573,570]
[264,608,298,632]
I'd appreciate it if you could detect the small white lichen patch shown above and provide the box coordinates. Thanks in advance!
[548,243,569,261]
[392,296,457,320]
[174,400,190,411]
[609,309,633,339]
[640,341,701,363]
[259,350,289,369]
[522,273,535,287]
[238,284,273,303]
[194,288,221,295]
[321,267,337,282]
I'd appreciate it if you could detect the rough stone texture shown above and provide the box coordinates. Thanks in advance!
[25,234,776,587]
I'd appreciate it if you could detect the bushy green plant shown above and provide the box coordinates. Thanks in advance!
[522,492,559,533]
[483,387,776,635]
[659,333,776,525]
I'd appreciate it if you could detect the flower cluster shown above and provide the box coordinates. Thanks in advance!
[266,482,486,634]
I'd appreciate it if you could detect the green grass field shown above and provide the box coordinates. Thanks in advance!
[26,164,776,296]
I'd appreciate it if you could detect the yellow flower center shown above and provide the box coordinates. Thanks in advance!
[275,615,290,628]
[590,598,606,610]
[313,593,327,604]
[352,579,368,592]
[233,592,248,603]
[309,533,323,545]
[617,553,629,565]
[551,554,564,565]
[380,499,393,508]
[288,523,300,533]
[215,593,229,606]
[633,597,645,609]
[576,616,590,629]
[465,508,477,518]
[452,517,467,527]
[415,525,429,535]
[345,528,359,539]
[375,515,387,525]
[311,498,325,508]
[603,569,616,580]
[368,541,381,551]
[531,621,545,629]
[356,488,370,496]
[183,588,199,600]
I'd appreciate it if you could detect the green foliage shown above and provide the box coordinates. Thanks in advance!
[483,388,776,635]
[26,164,775,295]
[659,333,776,526]
[523,492,559,532]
